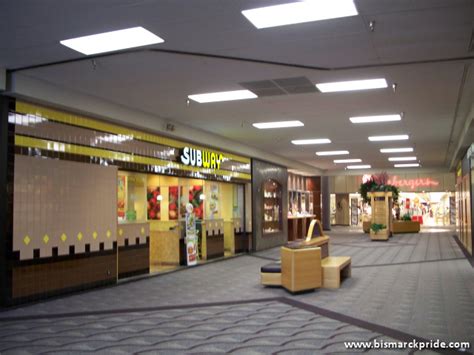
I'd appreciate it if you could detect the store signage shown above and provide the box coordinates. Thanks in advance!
[185,203,198,266]
[387,176,440,190]
[180,147,224,170]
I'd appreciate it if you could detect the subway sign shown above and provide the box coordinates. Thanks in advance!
[180,147,224,170]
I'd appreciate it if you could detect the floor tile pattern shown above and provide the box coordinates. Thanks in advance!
[0,226,472,354]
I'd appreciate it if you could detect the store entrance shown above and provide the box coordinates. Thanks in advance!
[117,171,248,276]
[398,192,454,226]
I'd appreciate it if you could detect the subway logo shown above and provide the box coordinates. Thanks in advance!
[180,147,224,170]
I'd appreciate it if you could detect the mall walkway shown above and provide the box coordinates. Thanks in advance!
[0,227,472,354]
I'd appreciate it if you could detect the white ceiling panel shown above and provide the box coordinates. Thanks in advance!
[2,0,473,173]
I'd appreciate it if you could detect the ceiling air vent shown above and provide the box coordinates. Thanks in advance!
[239,80,286,97]
[240,76,318,97]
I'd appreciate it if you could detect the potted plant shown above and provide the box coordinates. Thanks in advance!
[393,213,421,233]
[370,223,387,234]
[360,172,400,240]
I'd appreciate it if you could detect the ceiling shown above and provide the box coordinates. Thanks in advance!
[1,0,474,173]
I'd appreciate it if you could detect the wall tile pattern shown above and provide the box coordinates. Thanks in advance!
[13,155,117,260]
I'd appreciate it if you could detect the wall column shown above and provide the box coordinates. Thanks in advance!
[0,95,14,305]
[321,176,331,231]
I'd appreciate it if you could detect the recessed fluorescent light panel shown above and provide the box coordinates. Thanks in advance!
[241,0,358,29]
[60,26,164,55]
[394,163,420,168]
[291,138,331,145]
[188,90,257,103]
[334,159,362,163]
[350,114,401,124]
[380,147,414,153]
[316,150,349,156]
[316,78,387,93]
[253,120,304,129]
[388,157,417,161]
[347,165,371,169]
[368,135,409,142]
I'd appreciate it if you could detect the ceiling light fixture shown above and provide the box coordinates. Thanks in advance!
[347,165,371,169]
[60,26,164,55]
[188,90,257,103]
[316,78,387,93]
[388,157,417,161]
[291,138,331,145]
[349,114,401,123]
[241,0,358,29]
[368,135,409,141]
[394,163,420,168]
[316,150,349,156]
[252,120,304,129]
[380,147,414,153]
[334,159,362,163]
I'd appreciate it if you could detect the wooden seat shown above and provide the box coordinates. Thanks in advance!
[321,256,351,289]
[260,262,281,286]
[287,219,330,258]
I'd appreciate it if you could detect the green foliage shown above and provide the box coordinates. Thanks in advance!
[359,179,377,204]
[402,213,412,221]
[370,223,386,233]
[359,173,400,204]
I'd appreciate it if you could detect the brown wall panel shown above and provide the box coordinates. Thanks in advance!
[12,254,116,299]
[118,246,149,279]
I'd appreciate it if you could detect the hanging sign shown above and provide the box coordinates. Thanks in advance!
[185,203,198,266]
[180,147,224,170]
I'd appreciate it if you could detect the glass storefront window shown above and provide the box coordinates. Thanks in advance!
[263,179,282,234]
[117,172,147,222]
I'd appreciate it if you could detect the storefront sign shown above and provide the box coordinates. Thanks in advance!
[180,147,224,170]
[387,176,440,190]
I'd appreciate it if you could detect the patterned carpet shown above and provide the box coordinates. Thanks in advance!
[0,226,472,354]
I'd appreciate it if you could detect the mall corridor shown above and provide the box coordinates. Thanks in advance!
[0,227,472,354]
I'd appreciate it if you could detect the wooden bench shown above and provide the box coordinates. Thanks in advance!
[281,246,321,293]
[321,256,351,288]
[261,219,351,290]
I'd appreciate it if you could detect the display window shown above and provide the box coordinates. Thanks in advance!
[263,179,282,234]
[117,172,147,223]
[116,173,248,274]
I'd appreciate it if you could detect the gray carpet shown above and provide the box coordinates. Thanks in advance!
[0,226,472,354]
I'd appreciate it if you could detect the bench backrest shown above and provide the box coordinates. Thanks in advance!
[306,219,325,242]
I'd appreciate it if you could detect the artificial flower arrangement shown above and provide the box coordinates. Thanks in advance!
[359,171,400,205]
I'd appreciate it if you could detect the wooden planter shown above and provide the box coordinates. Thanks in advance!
[393,221,420,233]
[370,228,390,240]
[368,191,393,241]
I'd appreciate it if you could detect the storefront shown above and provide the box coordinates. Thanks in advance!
[287,173,321,240]
[328,173,456,227]
[5,100,251,304]
[456,144,473,255]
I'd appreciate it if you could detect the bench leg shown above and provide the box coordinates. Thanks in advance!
[322,267,340,289]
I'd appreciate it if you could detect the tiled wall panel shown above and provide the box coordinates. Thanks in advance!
[13,155,117,260]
